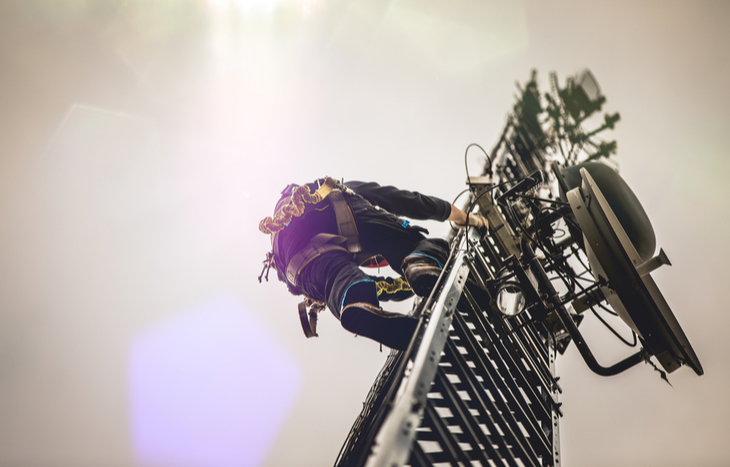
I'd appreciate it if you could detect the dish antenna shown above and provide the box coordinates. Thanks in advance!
[564,166,703,375]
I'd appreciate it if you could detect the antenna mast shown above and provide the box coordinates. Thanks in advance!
[335,69,702,467]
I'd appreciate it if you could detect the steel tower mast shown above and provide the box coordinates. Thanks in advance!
[335,69,702,467]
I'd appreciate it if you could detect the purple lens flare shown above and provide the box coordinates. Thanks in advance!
[128,296,301,467]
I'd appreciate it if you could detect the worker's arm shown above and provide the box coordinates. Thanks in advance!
[447,205,468,225]
[345,181,487,228]
[448,204,488,229]
[345,181,452,221]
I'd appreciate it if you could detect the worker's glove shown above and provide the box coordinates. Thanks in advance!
[455,214,488,230]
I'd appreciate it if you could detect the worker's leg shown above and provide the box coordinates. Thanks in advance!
[357,222,448,273]
[298,251,417,350]
[356,215,449,296]
[298,250,376,319]
[401,237,450,296]
[406,237,450,269]
[345,193,449,295]
[340,301,418,351]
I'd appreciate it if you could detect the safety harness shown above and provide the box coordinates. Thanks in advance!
[284,188,362,288]
[260,177,410,338]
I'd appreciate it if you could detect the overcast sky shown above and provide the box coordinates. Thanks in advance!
[0,1,728,466]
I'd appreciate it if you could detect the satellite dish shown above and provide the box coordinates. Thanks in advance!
[556,161,656,262]
[566,168,703,375]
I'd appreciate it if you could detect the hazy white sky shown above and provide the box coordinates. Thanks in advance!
[0,1,728,466]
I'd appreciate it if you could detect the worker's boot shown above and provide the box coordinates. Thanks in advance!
[402,255,442,297]
[340,302,418,350]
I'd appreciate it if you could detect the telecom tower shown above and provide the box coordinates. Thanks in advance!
[334,70,703,467]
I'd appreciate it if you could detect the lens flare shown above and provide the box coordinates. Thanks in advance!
[128,295,301,467]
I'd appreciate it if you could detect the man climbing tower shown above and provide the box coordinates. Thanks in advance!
[259,177,487,350]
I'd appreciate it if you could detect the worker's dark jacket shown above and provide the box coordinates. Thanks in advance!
[272,180,451,316]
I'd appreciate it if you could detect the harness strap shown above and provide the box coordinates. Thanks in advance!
[286,233,349,287]
[298,297,325,338]
[284,188,363,287]
[329,189,361,254]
